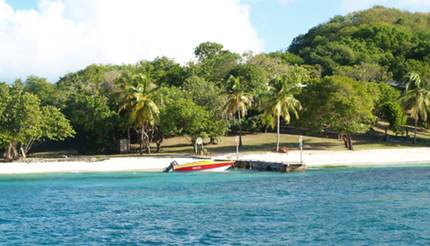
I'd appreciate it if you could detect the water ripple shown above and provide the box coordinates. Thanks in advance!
[0,167,430,245]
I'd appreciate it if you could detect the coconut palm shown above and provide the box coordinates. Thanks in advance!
[224,76,252,147]
[119,73,159,154]
[401,72,430,144]
[261,76,302,152]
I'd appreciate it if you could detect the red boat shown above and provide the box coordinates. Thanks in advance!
[164,160,234,172]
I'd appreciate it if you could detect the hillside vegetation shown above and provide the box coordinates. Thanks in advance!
[289,6,430,81]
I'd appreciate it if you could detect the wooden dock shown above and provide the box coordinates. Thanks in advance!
[233,160,305,172]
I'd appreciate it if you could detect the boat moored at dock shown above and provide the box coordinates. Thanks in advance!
[164,160,234,172]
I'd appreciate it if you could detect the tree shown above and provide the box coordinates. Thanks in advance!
[119,73,159,154]
[334,63,393,82]
[261,75,302,152]
[18,106,75,158]
[151,86,187,152]
[56,64,125,109]
[224,76,252,147]
[63,94,118,154]
[0,83,74,160]
[182,76,228,143]
[57,64,121,95]
[0,83,12,155]
[248,54,290,81]
[226,63,267,97]
[182,75,224,110]
[375,83,405,138]
[400,72,430,144]
[23,76,57,106]
[193,42,240,84]
[379,102,406,138]
[160,98,210,143]
[301,76,377,150]
[41,106,76,142]
[268,50,304,65]
[151,57,188,87]
[2,84,44,160]
[194,42,225,62]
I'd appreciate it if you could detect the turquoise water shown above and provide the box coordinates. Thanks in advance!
[1,167,430,245]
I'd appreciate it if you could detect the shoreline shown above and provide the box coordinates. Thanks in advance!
[224,147,430,168]
[0,147,430,175]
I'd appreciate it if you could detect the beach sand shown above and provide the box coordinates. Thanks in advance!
[0,157,197,175]
[0,148,429,174]
[220,147,430,167]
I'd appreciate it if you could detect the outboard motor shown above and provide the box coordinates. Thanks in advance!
[163,160,178,172]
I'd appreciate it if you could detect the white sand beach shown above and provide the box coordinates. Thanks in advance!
[0,157,197,175]
[223,147,430,168]
[0,148,429,175]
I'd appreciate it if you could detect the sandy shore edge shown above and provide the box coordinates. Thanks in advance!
[225,147,430,167]
[1,148,429,174]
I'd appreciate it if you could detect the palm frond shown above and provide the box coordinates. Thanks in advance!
[118,72,160,128]
[401,72,430,122]
[261,77,302,126]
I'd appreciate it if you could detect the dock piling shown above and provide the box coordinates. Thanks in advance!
[233,160,305,172]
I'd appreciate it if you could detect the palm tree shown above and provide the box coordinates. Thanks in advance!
[119,73,159,154]
[117,74,134,152]
[224,76,252,147]
[261,76,302,152]
[401,72,430,144]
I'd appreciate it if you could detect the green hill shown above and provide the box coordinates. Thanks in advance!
[289,6,430,81]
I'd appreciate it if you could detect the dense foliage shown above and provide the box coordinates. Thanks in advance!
[301,76,378,149]
[290,6,430,81]
[0,81,74,160]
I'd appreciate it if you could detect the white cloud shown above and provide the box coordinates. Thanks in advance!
[0,0,262,82]
[341,0,430,13]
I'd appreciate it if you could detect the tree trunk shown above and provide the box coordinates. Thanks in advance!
[145,137,151,154]
[156,142,161,153]
[140,126,144,155]
[413,118,418,144]
[20,146,26,159]
[5,143,13,162]
[237,108,243,147]
[142,127,151,154]
[127,127,131,153]
[209,137,216,145]
[12,143,18,160]
[5,143,19,161]
[347,134,353,150]
[24,139,35,156]
[384,126,388,141]
[341,134,348,148]
[154,129,163,153]
[276,113,280,152]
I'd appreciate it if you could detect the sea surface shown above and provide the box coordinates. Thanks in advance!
[1,166,430,245]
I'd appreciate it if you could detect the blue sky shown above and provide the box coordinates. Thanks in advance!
[242,0,341,51]
[2,0,430,82]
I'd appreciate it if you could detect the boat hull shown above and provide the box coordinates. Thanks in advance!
[173,161,234,172]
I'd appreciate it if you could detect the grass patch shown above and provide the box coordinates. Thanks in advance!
[27,125,430,159]
[152,126,430,155]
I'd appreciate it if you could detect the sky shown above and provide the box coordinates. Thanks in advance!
[2,0,430,82]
